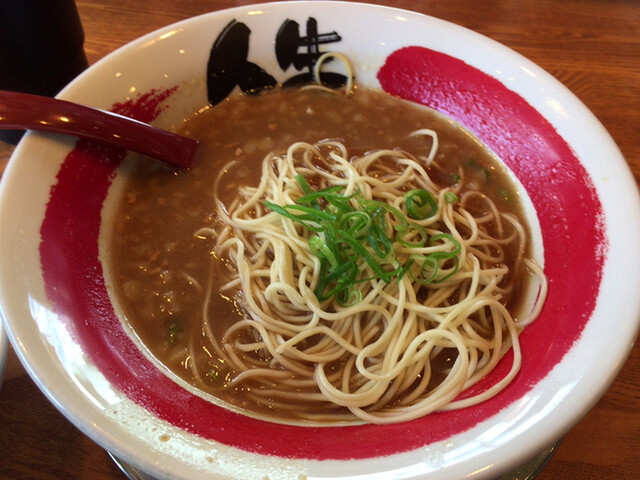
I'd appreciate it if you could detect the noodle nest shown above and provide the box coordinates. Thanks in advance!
[202,135,546,424]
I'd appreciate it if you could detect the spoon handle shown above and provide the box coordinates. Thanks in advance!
[0,90,198,168]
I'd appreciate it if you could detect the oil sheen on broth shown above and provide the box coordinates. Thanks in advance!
[109,87,531,422]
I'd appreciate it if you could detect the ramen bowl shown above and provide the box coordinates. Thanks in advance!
[0,321,6,390]
[1,2,639,479]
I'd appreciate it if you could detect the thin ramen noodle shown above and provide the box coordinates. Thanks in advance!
[109,81,547,425]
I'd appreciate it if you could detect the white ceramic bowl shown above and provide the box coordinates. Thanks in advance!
[1,2,639,479]
[0,320,6,390]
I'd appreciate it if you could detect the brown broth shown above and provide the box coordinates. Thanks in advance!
[108,87,530,421]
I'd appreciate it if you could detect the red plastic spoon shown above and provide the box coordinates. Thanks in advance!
[0,90,198,169]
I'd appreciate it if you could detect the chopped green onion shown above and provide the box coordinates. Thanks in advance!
[206,367,220,383]
[367,222,392,258]
[444,191,458,203]
[309,235,339,268]
[363,199,408,228]
[336,287,362,307]
[410,254,439,284]
[314,260,358,302]
[339,229,393,283]
[168,320,180,343]
[427,233,461,282]
[404,189,438,219]
[429,233,461,258]
[339,211,371,238]
[295,173,314,196]
[497,187,511,203]
[264,201,335,232]
[436,257,460,283]
[396,257,415,281]
[297,186,345,207]
[265,174,463,304]
[467,158,490,183]
[396,222,428,248]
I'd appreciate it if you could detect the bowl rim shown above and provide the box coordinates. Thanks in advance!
[0,319,7,388]
[1,2,640,479]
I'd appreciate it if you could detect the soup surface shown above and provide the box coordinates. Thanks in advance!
[108,87,538,423]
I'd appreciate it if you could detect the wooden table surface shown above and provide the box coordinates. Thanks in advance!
[1,0,638,478]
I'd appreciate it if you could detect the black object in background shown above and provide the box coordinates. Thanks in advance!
[0,0,89,144]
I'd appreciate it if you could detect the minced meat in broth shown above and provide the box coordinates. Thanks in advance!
[108,87,529,420]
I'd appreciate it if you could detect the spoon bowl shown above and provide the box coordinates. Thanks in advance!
[0,90,198,168]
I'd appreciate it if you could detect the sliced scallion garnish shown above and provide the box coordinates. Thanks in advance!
[404,189,438,219]
[264,174,461,304]
[444,191,458,203]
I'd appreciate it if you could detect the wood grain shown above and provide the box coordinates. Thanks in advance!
[1,1,638,478]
